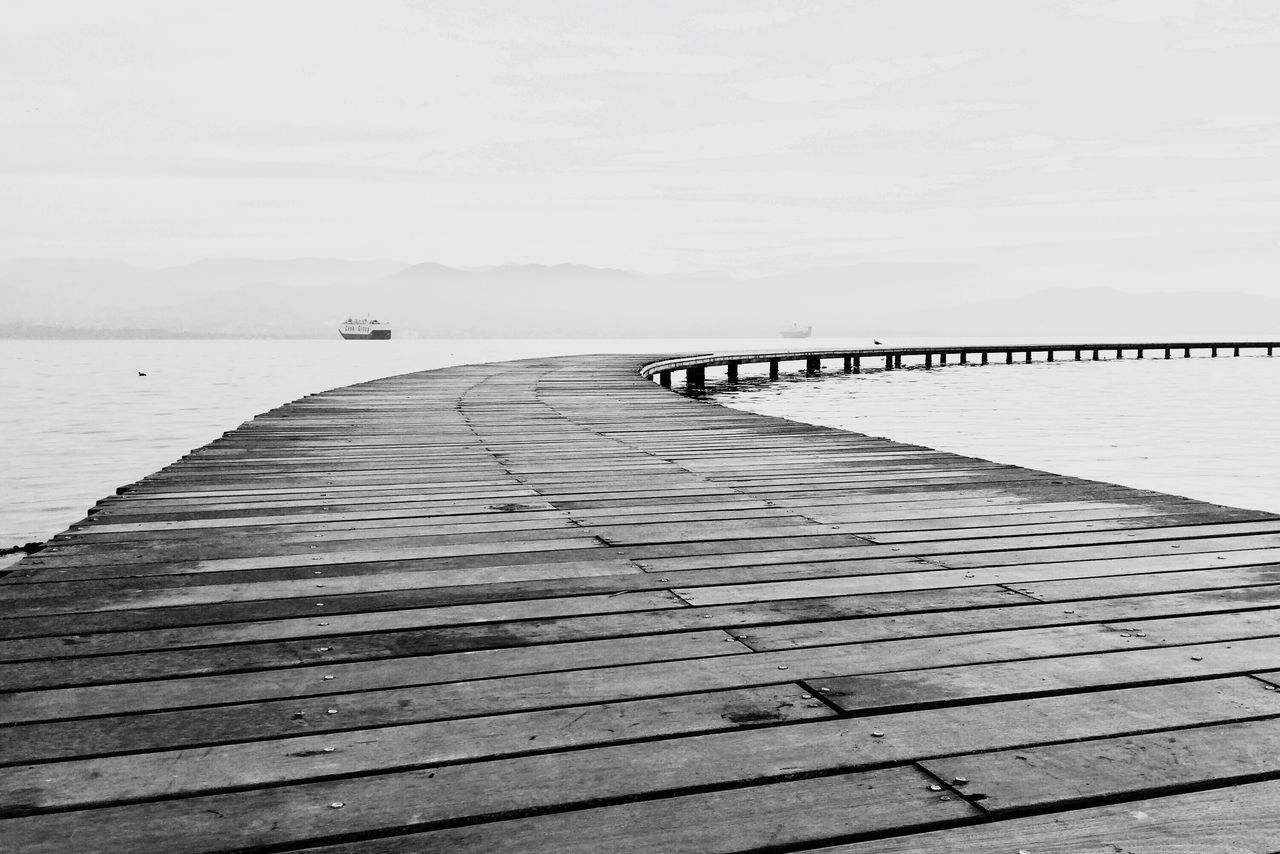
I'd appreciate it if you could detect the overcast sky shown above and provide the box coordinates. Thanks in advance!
[3,0,1279,284]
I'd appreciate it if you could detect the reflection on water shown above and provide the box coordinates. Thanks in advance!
[706,355,1280,515]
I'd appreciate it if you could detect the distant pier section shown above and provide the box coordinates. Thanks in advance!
[644,339,1280,387]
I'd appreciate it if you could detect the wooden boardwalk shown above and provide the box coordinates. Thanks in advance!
[5,352,1280,852]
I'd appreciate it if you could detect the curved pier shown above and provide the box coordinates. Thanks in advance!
[643,339,1280,387]
[5,351,1280,852]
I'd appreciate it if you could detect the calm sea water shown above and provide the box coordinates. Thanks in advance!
[706,351,1280,516]
[4,338,1277,546]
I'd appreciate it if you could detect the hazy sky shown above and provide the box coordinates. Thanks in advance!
[4,0,1279,281]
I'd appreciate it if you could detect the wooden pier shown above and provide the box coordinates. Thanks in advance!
[644,339,1280,387]
[5,348,1280,852]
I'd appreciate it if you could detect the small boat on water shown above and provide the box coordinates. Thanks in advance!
[779,324,812,339]
[339,317,392,340]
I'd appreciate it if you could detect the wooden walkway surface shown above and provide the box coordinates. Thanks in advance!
[5,353,1280,852]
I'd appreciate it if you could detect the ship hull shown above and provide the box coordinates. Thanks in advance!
[339,329,391,340]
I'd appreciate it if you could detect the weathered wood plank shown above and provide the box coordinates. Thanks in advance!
[0,627,743,695]
[855,509,1272,542]
[12,535,609,575]
[825,778,1280,854]
[294,767,977,854]
[669,552,1280,606]
[0,586,690,641]
[5,678,1271,819]
[806,635,1280,714]
[0,766,979,854]
[0,684,832,815]
[0,585,1008,660]
[0,559,645,617]
[737,587,1280,650]
[921,716,1280,815]
[10,616,1261,736]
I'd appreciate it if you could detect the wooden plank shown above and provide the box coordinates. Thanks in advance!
[804,498,1179,524]
[806,635,1280,715]
[78,495,557,524]
[4,678,1270,819]
[278,767,977,854]
[8,544,626,590]
[0,559,645,617]
[0,684,832,814]
[634,521,1280,569]
[10,617,1253,738]
[855,510,1272,542]
[1010,564,1280,601]
[0,627,743,694]
[32,523,597,564]
[0,587,690,642]
[825,778,1280,854]
[637,538,1280,576]
[45,510,579,542]
[0,585,1011,661]
[668,553,1280,607]
[769,483,1160,511]
[737,587,1280,651]
[14,534,608,574]
[921,716,1280,815]
[102,479,535,501]
[590,518,845,546]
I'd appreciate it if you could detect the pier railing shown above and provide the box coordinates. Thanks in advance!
[640,341,1280,389]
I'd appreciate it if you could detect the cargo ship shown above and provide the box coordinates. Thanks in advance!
[339,317,391,340]
[779,324,812,339]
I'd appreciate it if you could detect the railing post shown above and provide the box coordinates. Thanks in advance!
[843,356,852,373]
[959,352,967,364]
[1005,351,1013,364]
[769,360,779,379]
[895,355,903,368]
[940,352,948,366]
[925,353,933,369]
[1136,349,1143,359]
[1075,349,1081,360]
[1047,350,1054,362]
[805,356,821,375]
[1234,347,1240,357]
[1184,348,1190,358]
[981,352,989,365]
[1093,349,1100,360]
[687,366,705,389]
[1164,348,1171,359]
[885,355,893,370]
[1212,347,1218,357]
[1024,351,1032,363]
[659,371,671,388]
[1116,349,1123,359]
[727,362,739,383]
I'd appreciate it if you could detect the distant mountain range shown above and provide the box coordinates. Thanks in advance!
[2,257,1278,339]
